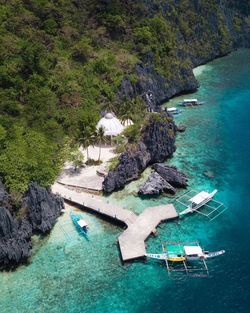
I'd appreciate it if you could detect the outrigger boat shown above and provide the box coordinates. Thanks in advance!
[166,107,182,115]
[179,189,217,216]
[70,211,88,238]
[176,189,227,220]
[146,241,225,276]
[178,99,205,107]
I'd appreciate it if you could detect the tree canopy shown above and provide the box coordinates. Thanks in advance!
[0,0,248,193]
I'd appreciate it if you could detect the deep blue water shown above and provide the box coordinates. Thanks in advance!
[0,49,250,313]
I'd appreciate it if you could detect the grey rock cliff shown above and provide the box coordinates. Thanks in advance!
[118,2,250,112]
[25,183,64,233]
[0,182,64,270]
[153,164,188,188]
[138,172,176,195]
[103,113,176,193]
[119,62,199,112]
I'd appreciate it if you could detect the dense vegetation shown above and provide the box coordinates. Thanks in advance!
[0,0,249,195]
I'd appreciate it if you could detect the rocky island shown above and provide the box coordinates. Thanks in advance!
[0,0,249,271]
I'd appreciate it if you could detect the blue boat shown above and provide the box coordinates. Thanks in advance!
[70,211,89,239]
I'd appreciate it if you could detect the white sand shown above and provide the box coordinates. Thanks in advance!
[193,64,207,77]
[57,145,118,191]
[79,145,116,163]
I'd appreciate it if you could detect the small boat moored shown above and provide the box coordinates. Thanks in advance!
[146,241,225,276]
[176,189,227,220]
[179,189,218,216]
[70,211,89,238]
[166,107,182,114]
[178,99,205,107]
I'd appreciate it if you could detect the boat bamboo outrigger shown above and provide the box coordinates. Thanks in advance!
[176,189,227,220]
[178,99,205,107]
[146,241,225,276]
[70,210,89,239]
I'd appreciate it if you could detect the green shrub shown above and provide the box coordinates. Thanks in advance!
[85,159,102,166]
[108,156,119,171]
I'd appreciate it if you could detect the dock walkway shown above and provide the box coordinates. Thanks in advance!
[52,183,178,261]
[52,183,137,226]
[118,205,178,261]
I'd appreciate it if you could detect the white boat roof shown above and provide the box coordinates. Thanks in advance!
[184,245,203,256]
[189,191,210,204]
[183,99,198,102]
[167,107,177,111]
[77,219,88,227]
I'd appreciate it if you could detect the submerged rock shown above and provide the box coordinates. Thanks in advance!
[203,170,215,179]
[138,172,176,195]
[176,125,186,132]
[153,164,188,188]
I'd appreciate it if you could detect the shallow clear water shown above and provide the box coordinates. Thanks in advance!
[1,49,250,313]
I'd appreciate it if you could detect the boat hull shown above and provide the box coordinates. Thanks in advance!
[70,212,88,238]
[168,257,186,262]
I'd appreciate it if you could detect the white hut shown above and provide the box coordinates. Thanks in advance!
[96,113,124,136]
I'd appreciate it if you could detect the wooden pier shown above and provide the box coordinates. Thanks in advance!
[118,205,178,261]
[52,183,178,262]
[52,183,137,226]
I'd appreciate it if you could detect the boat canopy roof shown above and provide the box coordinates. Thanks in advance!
[77,219,88,227]
[167,107,177,111]
[184,245,203,256]
[189,191,210,205]
[183,99,198,102]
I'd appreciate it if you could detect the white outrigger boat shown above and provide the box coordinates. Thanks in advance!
[179,189,217,216]
[146,241,225,276]
[176,189,227,220]
[178,99,205,107]
[166,107,182,114]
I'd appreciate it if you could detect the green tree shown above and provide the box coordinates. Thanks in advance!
[79,127,96,160]
[69,147,84,171]
[95,126,106,161]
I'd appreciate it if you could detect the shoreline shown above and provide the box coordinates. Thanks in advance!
[193,64,207,77]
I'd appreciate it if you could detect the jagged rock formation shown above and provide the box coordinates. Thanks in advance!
[138,172,176,195]
[138,164,188,196]
[153,164,188,188]
[25,183,64,233]
[0,182,64,270]
[103,113,176,193]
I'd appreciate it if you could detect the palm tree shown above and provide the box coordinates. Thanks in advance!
[95,126,106,161]
[117,97,134,124]
[79,127,95,161]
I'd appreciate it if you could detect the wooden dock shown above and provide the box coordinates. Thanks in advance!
[52,183,137,226]
[118,204,178,261]
[52,183,178,262]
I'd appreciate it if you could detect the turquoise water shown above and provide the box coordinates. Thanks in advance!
[1,49,250,313]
